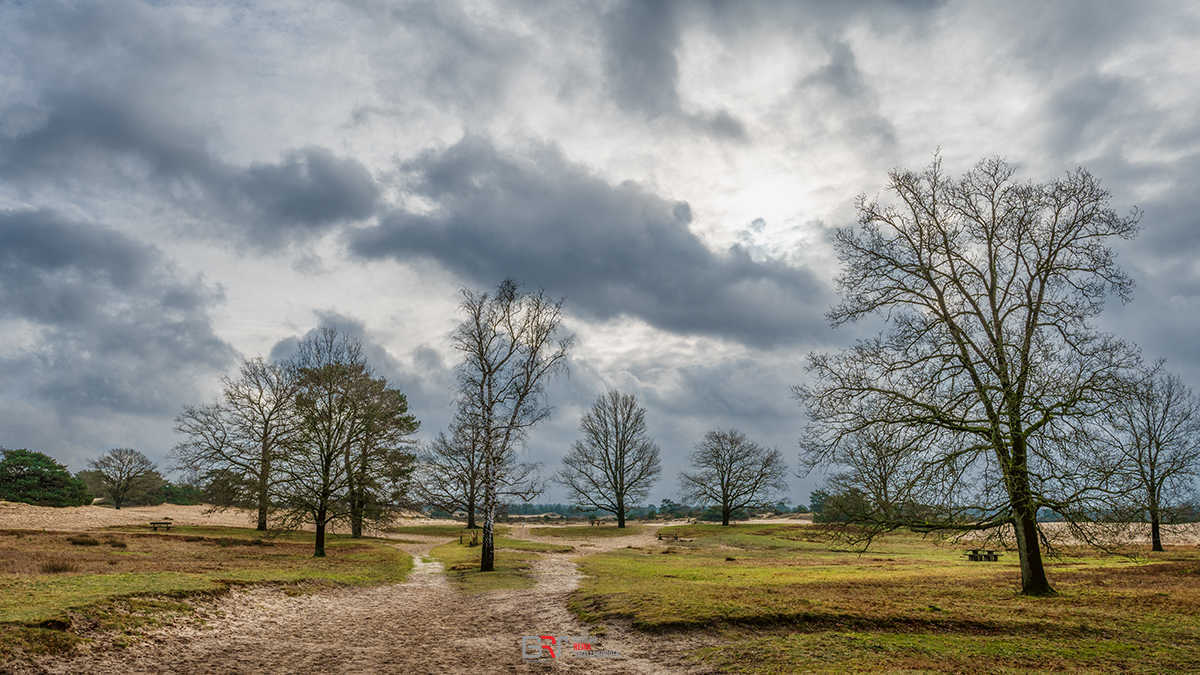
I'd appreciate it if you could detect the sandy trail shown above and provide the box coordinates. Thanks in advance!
[36,525,713,675]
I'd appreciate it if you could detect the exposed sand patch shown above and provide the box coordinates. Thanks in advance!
[3,505,715,674]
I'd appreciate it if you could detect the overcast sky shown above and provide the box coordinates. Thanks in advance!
[2,0,1198,508]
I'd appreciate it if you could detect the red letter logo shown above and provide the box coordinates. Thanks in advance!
[539,636,556,659]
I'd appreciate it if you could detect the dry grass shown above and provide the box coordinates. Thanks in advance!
[38,558,78,574]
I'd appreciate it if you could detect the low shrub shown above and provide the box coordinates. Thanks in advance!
[39,559,78,574]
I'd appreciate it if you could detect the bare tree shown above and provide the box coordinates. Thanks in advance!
[86,448,157,510]
[172,357,298,531]
[415,420,484,529]
[805,423,954,528]
[554,390,661,528]
[1104,361,1200,551]
[679,429,788,526]
[795,155,1141,595]
[452,278,572,572]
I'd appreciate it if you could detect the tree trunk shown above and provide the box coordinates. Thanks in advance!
[256,450,270,531]
[1010,494,1053,595]
[481,504,495,572]
[480,451,496,572]
[617,497,626,528]
[314,507,327,558]
[1150,499,1164,552]
[1004,430,1054,595]
[467,509,477,529]
[722,508,730,526]
[350,493,364,538]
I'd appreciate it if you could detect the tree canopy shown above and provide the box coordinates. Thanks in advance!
[0,448,91,507]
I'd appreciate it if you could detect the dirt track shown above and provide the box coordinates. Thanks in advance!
[1,506,715,674]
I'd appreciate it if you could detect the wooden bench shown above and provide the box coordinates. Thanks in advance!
[149,521,173,531]
[963,549,1003,562]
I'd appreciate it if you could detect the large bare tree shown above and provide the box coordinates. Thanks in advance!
[172,357,298,531]
[452,278,572,572]
[1104,361,1200,551]
[795,155,1141,595]
[554,390,661,528]
[679,428,788,526]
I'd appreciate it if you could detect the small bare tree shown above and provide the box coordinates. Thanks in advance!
[173,357,298,531]
[554,390,661,528]
[86,448,157,510]
[414,413,538,529]
[679,429,788,526]
[1104,361,1200,551]
[416,424,485,529]
[452,278,572,572]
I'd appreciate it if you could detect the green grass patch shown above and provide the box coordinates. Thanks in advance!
[694,629,1200,675]
[385,524,511,538]
[0,527,412,625]
[530,525,645,539]
[570,524,1200,673]
[429,536,571,594]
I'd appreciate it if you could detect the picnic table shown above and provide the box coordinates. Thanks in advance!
[149,521,173,531]
[963,548,1003,562]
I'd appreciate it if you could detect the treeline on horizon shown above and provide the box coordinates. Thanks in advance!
[0,447,203,508]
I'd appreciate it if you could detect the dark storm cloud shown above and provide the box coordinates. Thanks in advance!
[268,312,456,439]
[598,0,945,140]
[349,136,831,348]
[791,39,897,151]
[0,3,381,250]
[600,0,746,140]
[602,1,681,118]
[0,88,381,249]
[0,208,236,415]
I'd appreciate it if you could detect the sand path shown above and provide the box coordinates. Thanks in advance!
[32,523,713,675]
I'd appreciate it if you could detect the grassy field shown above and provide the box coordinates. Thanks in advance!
[430,535,573,593]
[570,523,1200,674]
[386,524,511,538]
[530,525,646,538]
[0,526,412,660]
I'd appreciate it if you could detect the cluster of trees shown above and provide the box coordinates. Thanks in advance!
[414,278,792,572]
[0,446,204,509]
[0,448,91,507]
[795,155,1200,596]
[536,389,790,529]
[173,328,419,557]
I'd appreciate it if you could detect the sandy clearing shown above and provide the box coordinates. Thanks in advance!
[3,505,717,674]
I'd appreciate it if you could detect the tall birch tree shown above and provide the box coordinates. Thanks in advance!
[452,278,572,572]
